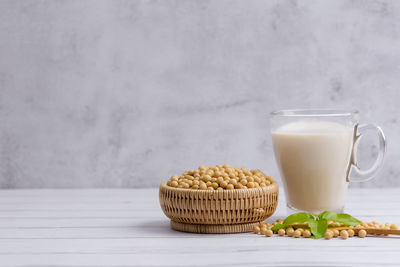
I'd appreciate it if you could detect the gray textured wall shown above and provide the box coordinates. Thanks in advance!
[0,0,399,188]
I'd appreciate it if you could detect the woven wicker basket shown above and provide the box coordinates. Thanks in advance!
[159,181,279,233]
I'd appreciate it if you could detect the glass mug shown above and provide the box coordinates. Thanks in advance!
[270,109,386,213]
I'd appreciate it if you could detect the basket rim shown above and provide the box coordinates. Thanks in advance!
[159,181,278,194]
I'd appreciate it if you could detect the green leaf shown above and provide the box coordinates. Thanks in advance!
[318,210,337,221]
[271,223,285,230]
[307,218,318,238]
[335,213,361,226]
[308,218,328,239]
[271,212,313,231]
[318,211,360,226]
[283,212,313,225]
[270,211,360,238]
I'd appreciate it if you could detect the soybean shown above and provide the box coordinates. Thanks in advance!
[253,226,260,234]
[340,230,349,240]
[278,229,286,236]
[348,229,355,237]
[325,230,333,240]
[265,229,273,237]
[358,229,367,238]
[293,230,301,238]
[166,165,274,190]
[303,230,311,238]
[286,227,295,237]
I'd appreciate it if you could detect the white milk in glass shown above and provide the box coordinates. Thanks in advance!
[272,121,354,213]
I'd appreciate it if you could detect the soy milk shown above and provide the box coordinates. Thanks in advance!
[272,121,354,213]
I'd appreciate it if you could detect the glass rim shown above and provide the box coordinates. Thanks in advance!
[270,109,359,117]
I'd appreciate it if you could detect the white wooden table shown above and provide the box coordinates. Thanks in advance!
[0,188,399,266]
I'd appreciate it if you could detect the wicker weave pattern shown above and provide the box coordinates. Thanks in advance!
[159,182,278,225]
[171,221,260,234]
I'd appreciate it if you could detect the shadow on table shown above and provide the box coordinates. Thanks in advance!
[136,215,283,236]
[367,235,400,239]
[136,220,178,235]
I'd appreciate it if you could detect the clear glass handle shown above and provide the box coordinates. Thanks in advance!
[348,124,386,182]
